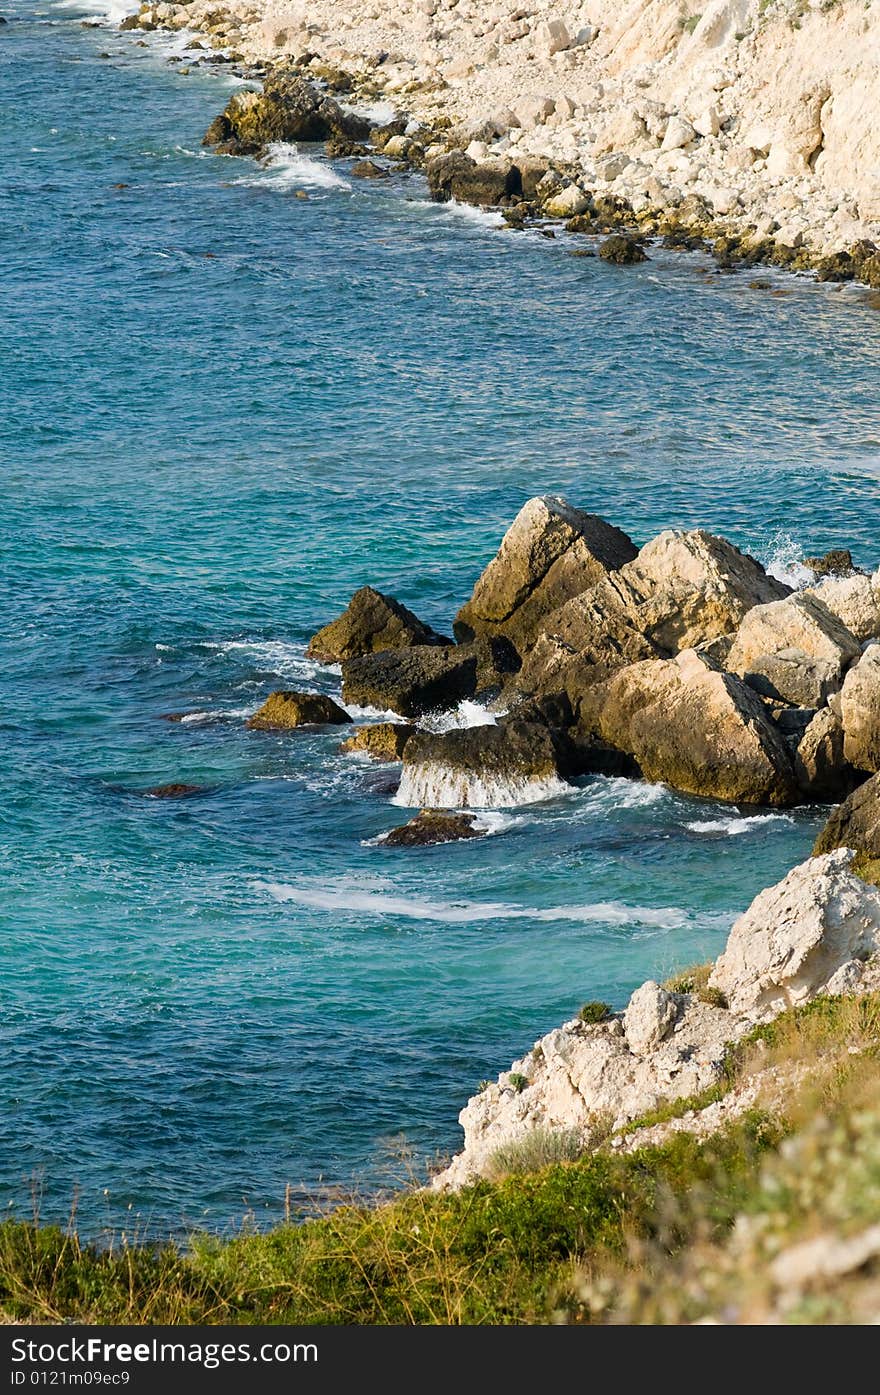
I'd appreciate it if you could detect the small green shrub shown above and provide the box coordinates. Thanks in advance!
[663,962,713,994]
[579,1001,612,1024]
[486,1128,584,1181]
[509,1073,529,1094]
[698,985,728,1009]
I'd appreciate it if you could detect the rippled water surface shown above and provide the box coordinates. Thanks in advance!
[3,0,880,1235]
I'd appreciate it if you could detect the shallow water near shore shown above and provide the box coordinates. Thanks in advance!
[3,0,880,1237]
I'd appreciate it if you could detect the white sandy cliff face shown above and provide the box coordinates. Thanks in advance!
[139,0,880,257]
[432,849,880,1190]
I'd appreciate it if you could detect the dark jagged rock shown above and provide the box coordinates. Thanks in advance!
[326,137,370,158]
[340,722,414,760]
[341,645,479,718]
[425,151,522,206]
[803,549,857,577]
[598,235,648,264]
[380,810,483,846]
[308,586,450,663]
[202,70,369,157]
[396,719,569,807]
[814,771,880,861]
[246,691,352,729]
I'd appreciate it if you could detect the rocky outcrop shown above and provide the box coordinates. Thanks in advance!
[516,581,661,699]
[709,849,880,1017]
[380,809,483,846]
[307,586,449,663]
[246,691,351,729]
[814,771,880,861]
[726,592,861,707]
[202,70,368,156]
[433,850,880,1190]
[805,573,880,643]
[426,151,522,206]
[581,648,799,806]
[453,496,637,653]
[340,722,414,761]
[341,645,478,717]
[395,719,569,808]
[839,644,880,772]
[598,235,648,264]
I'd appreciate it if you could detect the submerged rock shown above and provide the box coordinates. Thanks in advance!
[395,719,568,808]
[380,809,483,846]
[454,495,637,654]
[582,648,799,806]
[202,71,368,157]
[341,645,478,718]
[143,783,204,798]
[246,691,351,729]
[350,158,389,179]
[339,722,414,761]
[307,586,449,663]
[709,849,880,1017]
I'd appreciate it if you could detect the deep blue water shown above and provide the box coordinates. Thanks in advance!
[3,0,880,1238]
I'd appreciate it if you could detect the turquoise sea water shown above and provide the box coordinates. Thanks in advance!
[3,0,880,1238]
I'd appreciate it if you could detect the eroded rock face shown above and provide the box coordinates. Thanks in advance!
[379,809,482,846]
[582,648,799,806]
[395,719,569,808]
[709,850,880,1018]
[433,851,880,1191]
[516,579,661,700]
[615,530,790,653]
[454,496,637,653]
[840,644,880,772]
[805,574,880,643]
[341,645,478,718]
[793,706,857,801]
[339,722,414,761]
[814,770,880,860]
[307,586,449,663]
[202,71,368,156]
[727,592,861,706]
[246,691,352,729]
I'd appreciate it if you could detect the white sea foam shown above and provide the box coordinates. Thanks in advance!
[444,200,505,230]
[180,705,257,724]
[762,532,814,589]
[253,876,710,929]
[393,761,573,810]
[54,0,135,23]
[238,143,351,192]
[420,700,501,734]
[685,812,796,836]
[340,99,398,127]
[201,639,338,682]
[345,704,405,723]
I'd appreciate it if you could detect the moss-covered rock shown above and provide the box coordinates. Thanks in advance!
[246,691,351,729]
[202,70,369,157]
[308,586,449,663]
[340,722,414,761]
[598,235,647,265]
[380,809,482,846]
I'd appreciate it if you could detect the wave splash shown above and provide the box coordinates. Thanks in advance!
[393,761,572,810]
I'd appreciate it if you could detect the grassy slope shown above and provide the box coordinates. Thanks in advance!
[3,993,879,1325]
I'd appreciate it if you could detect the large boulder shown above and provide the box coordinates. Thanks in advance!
[613,530,790,653]
[307,586,449,663]
[341,645,478,718]
[814,770,880,860]
[202,71,368,156]
[840,644,880,772]
[793,706,858,801]
[425,151,522,206]
[246,691,352,729]
[805,573,880,643]
[454,496,637,654]
[727,592,861,707]
[395,720,569,808]
[515,577,660,700]
[582,648,799,806]
[708,850,880,1018]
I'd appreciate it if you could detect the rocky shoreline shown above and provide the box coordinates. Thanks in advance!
[114,0,880,291]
